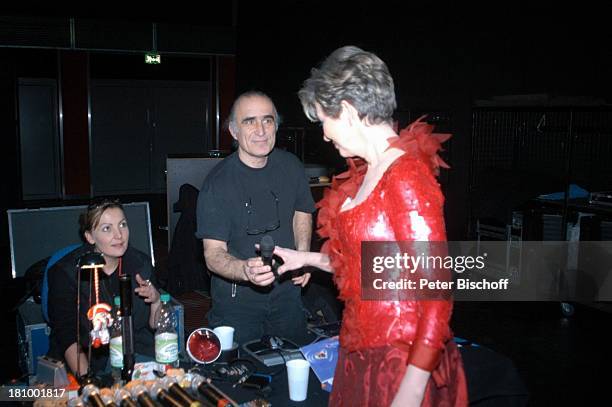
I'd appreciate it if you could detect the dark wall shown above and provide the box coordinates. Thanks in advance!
[234,2,612,239]
[236,3,611,124]
[2,3,612,241]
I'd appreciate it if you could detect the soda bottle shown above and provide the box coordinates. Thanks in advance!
[155,293,179,369]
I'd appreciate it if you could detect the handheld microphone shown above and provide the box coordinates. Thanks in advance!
[260,235,278,280]
[147,381,188,407]
[161,376,200,406]
[129,384,156,407]
[113,388,137,407]
[81,384,108,407]
[191,374,235,407]
[99,388,119,407]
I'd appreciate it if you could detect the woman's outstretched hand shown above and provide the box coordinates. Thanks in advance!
[273,246,306,275]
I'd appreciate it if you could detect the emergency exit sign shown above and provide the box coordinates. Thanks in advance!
[145,53,161,64]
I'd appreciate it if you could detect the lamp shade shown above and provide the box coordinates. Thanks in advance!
[77,252,105,269]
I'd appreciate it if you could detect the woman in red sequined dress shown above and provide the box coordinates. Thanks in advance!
[273,46,468,406]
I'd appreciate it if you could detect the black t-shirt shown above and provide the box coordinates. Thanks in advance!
[47,245,155,373]
[196,149,315,300]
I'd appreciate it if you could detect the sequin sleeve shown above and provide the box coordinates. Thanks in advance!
[386,157,453,372]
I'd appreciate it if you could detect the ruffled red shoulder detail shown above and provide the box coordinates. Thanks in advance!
[388,115,451,175]
[316,117,450,272]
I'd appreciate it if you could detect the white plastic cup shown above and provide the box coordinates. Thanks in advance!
[212,326,235,351]
[286,359,310,402]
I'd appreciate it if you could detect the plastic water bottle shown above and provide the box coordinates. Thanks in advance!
[109,296,123,382]
[155,293,179,369]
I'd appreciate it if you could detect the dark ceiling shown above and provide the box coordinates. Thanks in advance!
[0,4,235,26]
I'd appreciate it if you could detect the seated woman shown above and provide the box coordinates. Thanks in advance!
[47,198,160,377]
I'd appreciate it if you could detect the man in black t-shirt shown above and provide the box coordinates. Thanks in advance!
[196,91,315,345]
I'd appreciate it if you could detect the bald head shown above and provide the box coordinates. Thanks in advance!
[228,91,279,168]
[228,91,280,133]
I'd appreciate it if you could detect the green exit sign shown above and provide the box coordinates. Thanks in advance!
[145,53,161,64]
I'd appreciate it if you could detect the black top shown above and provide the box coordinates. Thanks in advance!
[195,148,315,301]
[196,149,315,255]
[47,245,155,373]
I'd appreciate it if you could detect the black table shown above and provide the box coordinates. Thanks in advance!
[212,362,329,406]
[187,353,330,406]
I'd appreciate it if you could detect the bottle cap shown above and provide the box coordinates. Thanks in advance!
[160,293,171,303]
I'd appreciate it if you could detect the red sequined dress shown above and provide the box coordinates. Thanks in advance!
[318,120,468,406]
